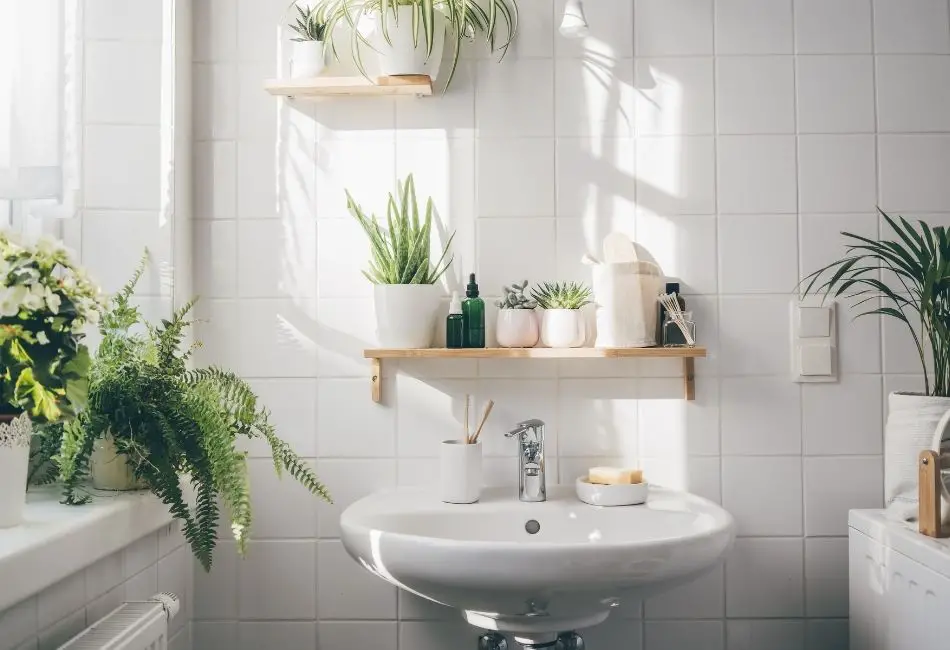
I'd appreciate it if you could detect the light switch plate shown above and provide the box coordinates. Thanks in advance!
[791,298,837,383]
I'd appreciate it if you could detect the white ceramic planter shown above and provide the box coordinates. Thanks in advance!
[540,309,587,348]
[373,6,445,79]
[884,392,950,523]
[0,413,32,528]
[291,40,325,78]
[374,283,441,349]
[90,434,146,491]
[440,440,482,504]
[496,310,539,348]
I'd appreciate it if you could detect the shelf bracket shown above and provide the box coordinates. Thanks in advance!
[371,357,382,403]
[683,357,696,401]
[919,450,947,538]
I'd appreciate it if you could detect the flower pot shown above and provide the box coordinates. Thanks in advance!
[374,283,441,349]
[90,433,146,491]
[540,309,587,348]
[291,40,326,78]
[0,413,32,528]
[372,6,445,79]
[496,310,539,348]
[884,392,950,523]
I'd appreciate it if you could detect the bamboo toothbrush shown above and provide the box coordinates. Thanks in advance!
[469,400,495,445]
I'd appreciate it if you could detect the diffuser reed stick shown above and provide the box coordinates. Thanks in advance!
[659,292,695,346]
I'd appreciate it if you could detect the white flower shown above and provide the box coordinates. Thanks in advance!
[0,285,26,317]
[22,285,45,311]
[86,309,100,325]
[44,287,61,314]
[36,331,49,345]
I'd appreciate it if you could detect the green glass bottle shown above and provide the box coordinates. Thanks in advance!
[462,273,485,348]
[446,291,464,349]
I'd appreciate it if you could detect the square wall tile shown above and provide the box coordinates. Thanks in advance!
[238,218,316,299]
[638,378,721,458]
[798,135,877,213]
[193,541,238,619]
[556,59,635,139]
[806,619,849,650]
[317,379,395,457]
[726,538,804,618]
[476,59,554,137]
[194,220,237,298]
[37,572,85,630]
[193,64,237,141]
[796,56,875,133]
[794,0,872,54]
[635,0,714,56]
[0,598,38,650]
[193,622,238,650]
[644,621,724,650]
[879,136,950,212]
[873,0,950,53]
[399,620,494,650]
[803,375,883,456]
[396,64,476,134]
[644,565,723,619]
[636,137,716,215]
[236,138,278,219]
[193,299,240,369]
[722,456,802,536]
[194,141,237,220]
[82,211,170,295]
[316,218,373,299]
[805,537,849,617]
[237,622,316,650]
[636,213,717,295]
[318,540,397,619]
[557,379,639,457]
[799,213,878,283]
[727,620,805,650]
[238,541,316,620]
[717,136,797,214]
[242,379,317,458]
[715,0,793,54]
[877,56,950,132]
[719,215,798,293]
[84,126,161,211]
[317,459,397,538]
[478,139,555,217]
[634,58,715,136]
[237,299,318,377]
[395,377,477,457]
[477,218,556,293]
[248,458,318,539]
[555,0,633,59]
[318,622,397,650]
[576,617,643,649]
[85,0,164,41]
[194,0,238,62]
[721,377,801,455]
[85,41,161,124]
[316,136,395,220]
[236,0,288,64]
[556,137,636,220]
[473,379,559,458]
[804,456,883,536]
[716,56,795,134]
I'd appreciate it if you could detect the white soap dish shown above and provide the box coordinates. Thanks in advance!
[576,477,648,507]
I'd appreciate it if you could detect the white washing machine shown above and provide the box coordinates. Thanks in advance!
[849,509,950,649]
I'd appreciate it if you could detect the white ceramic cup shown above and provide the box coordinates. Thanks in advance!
[440,440,482,504]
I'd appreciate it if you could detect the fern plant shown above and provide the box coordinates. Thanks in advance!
[347,174,455,284]
[531,282,592,310]
[52,254,331,571]
[290,4,328,41]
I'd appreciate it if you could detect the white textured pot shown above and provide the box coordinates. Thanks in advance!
[374,283,441,349]
[291,40,325,78]
[496,310,539,348]
[540,309,587,348]
[885,392,950,523]
[373,6,445,79]
[90,434,146,491]
[0,413,32,528]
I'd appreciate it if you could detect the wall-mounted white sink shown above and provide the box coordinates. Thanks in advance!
[340,485,735,643]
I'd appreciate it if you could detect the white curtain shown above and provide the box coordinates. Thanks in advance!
[0,0,80,223]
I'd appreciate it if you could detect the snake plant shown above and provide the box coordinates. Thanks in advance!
[531,282,592,310]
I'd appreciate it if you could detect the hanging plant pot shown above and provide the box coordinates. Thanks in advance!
[291,40,326,78]
[374,284,442,349]
[0,413,33,528]
[89,433,146,491]
[372,6,446,79]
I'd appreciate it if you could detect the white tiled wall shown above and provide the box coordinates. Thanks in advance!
[184,0,948,649]
[0,524,193,650]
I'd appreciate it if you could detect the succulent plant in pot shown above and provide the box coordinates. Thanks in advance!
[347,174,455,349]
[531,281,592,348]
[289,4,329,78]
[494,281,539,348]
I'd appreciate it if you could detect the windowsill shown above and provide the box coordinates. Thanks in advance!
[0,485,174,612]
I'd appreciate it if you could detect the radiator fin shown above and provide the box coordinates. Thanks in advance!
[59,594,178,650]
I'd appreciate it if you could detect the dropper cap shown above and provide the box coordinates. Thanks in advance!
[449,291,462,314]
[466,273,480,298]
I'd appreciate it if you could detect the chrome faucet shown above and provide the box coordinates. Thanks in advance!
[505,419,546,502]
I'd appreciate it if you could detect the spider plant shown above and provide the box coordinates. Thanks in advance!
[801,209,950,396]
[346,174,455,284]
[290,4,328,41]
[531,282,592,310]
[314,0,519,90]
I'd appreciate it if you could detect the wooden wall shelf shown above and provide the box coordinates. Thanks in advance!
[264,74,433,98]
[363,347,708,403]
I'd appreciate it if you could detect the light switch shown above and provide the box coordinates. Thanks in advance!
[799,307,831,338]
[799,342,833,376]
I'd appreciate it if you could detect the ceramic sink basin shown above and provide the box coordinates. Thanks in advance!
[340,485,735,639]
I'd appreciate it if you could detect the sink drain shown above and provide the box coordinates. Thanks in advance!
[525,519,541,534]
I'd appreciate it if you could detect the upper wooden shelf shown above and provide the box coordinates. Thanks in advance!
[363,347,707,403]
[264,74,433,98]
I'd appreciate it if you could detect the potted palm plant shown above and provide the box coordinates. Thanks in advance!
[495,280,538,348]
[347,174,455,349]
[802,209,950,521]
[315,0,518,89]
[289,4,328,78]
[50,256,331,570]
[531,281,592,348]
[0,232,103,528]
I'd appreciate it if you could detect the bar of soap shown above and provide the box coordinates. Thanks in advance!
[588,467,643,485]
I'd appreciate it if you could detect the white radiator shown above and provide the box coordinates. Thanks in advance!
[58,593,180,650]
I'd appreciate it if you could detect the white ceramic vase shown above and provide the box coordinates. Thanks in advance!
[440,440,482,504]
[291,40,325,78]
[496,310,539,348]
[373,6,445,79]
[540,309,587,348]
[884,392,950,523]
[90,433,146,491]
[374,284,441,349]
[0,413,32,528]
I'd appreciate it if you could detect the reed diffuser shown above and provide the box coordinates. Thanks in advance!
[658,292,696,347]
